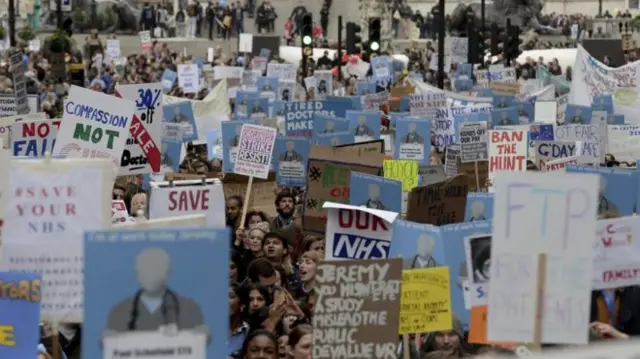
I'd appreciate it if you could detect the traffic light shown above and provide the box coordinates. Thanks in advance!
[506,24,523,61]
[346,22,362,55]
[300,13,313,57]
[490,22,505,56]
[367,17,381,54]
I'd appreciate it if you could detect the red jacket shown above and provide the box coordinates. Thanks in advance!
[312,26,323,39]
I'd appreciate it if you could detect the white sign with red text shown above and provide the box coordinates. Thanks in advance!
[0,158,112,322]
[11,119,61,157]
[111,200,132,224]
[541,156,580,172]
[148,180,225,228]
[115,83,163,175]
[233,124,276,179]
[322,202,399,261]
[594,216,640,289]
[488,130,527,188]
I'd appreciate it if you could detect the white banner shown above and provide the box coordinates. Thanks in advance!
[149,181,225,228]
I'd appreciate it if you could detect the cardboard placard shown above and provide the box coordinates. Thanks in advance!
[489,82,520,95]
[457,161,488,191]
[223,181,277,219]
[303,141,385,233]
[406,175,468,226]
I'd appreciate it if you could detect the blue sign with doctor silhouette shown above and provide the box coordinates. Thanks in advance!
[566,165,636,218]
[349,171,402,213]
[346,110,381,143]
[273,137,310,186]
[564,104,593,125]
[163,102,198,142]
[464,192,494,222]
[82,228,229,359]
[221,120,256,173]
[389,220,445,270]
[491,107,518,127]
[395,117,431,166]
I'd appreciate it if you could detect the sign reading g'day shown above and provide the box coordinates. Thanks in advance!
[148,179,226,227]
[323,202,399,261]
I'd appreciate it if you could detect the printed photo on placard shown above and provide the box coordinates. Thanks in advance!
[279,83,296,102]
[389,220,445,270]
[441,220,492,327]
[464,234,492,285]
[491,107,518,127]
[592,94,614,114]
[82,228,229,359]
[256,76,279,100]
[395,117,431,166]
[235,90,259,117]
[207,129,222,160]
[270,100,286,118]
[566,165,636,218]
[312,114,349,140]
[356,79,377,95]
[564,104,593,125]
[163,102,198,142]
[315,131,355,146]
[314,70,333,99]
[492,95,515,109]
[221,120,255,173]
[515,101,534,124]
[349,171,402,213]
[274,137,310,187]
[160,139,183,173]
[464,192,494,222]
[246,97,269,121]
[347,110,381,143]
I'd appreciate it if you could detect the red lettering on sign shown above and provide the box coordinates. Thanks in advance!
[329,187,350,198]
[168,189,210,211]
[115,91,161,172]
[491,130,524,143]
[337,209,388,231]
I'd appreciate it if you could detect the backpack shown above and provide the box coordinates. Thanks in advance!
[144,7,153,20]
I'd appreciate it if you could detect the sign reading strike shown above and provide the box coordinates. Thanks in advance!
[323,203,398,261]
[233,124,276,179]
[115,83,163,175]
[11,119,61,157]
[53,86,134,168]
[284,101,336,137]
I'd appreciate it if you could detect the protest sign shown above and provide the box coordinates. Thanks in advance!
[606,125,640,163]
[304,142,384,233]
[323,203,398,260]
[0,272,41,359]
[383,159,418,192]
[458,161,488,192]
[178,64,199,94]
[0,158,112,322]
[406,175,468,226]
[445,145,460,177]
[224,180,278,218]
[149,180,226,228]
[83,228,229,359]
[532,140,579,168]
[488,172,599,344]
[0,94,39,117]
[284,101,336,137]
[10,52,28,115]
[233,124,276,179]
[488,130,527,186]
[459,122,489,163]
[468,306,515,345]
[553,124,603,163]
[594,216,640,289]
[0,143,9,237]
[399,267,452,334]
[116,83,163,175]
[53,85,134,169]
[313,258,402,359]
[114,214,206,228]
[11,119,60,157]
[111,200,130,224]
[541,156,579,172]
[139,30,152,49]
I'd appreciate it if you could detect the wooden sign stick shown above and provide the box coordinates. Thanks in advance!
[238,176,254,230]
[402,334,410,359]
[474,161,481,191]
[52,323,60,359]
[532,253,547,351]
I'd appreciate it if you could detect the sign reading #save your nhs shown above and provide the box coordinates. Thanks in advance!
[284,101,336,138]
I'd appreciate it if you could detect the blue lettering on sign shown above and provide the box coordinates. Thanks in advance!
[537,143,575,158]
[436,108,449,119]
[476,285,485,299]
[13,139,56,157]
[64,101,129,129]
[332,233,389,259]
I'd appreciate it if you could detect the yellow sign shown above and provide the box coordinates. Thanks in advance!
[399,267,452,335]
[383,159,418,192]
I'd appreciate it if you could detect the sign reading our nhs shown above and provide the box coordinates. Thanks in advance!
[284,101,336,138]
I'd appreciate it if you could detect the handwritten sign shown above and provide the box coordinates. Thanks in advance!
[399,267,452,334]
[488,171,599,344]
[532,140,577,168]
[383,159,418,192]
[233,124,276,179]
[149,182,226,228]
[553,124,602,164]
[313,259,402,359]
[541,156,579,172]
[594,216,640,289]
[406,175,468,226]
[488,130,527,186]
[11,119,60,157]
[460,122,489,163]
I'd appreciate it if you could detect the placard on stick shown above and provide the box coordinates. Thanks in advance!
[406,175,468,226]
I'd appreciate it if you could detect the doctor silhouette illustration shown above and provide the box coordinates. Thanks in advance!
[361,183,387,210]
[570,108,584,124]
[104,248,208,340]
[405,234,438,269]
[168,105,189,124]
[229,126,241,147]
[498,112,511,126]
[469,201,486,221]
[330,136,341,146]
[598,177,620,219]
[323,120,336,134]
[279,141,302,162]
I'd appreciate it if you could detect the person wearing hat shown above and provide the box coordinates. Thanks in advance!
[421,316,473,357]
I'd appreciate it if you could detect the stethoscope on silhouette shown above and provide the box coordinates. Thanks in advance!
[127,289,181,331]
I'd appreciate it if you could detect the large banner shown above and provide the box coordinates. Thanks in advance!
[571,45,639,124]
